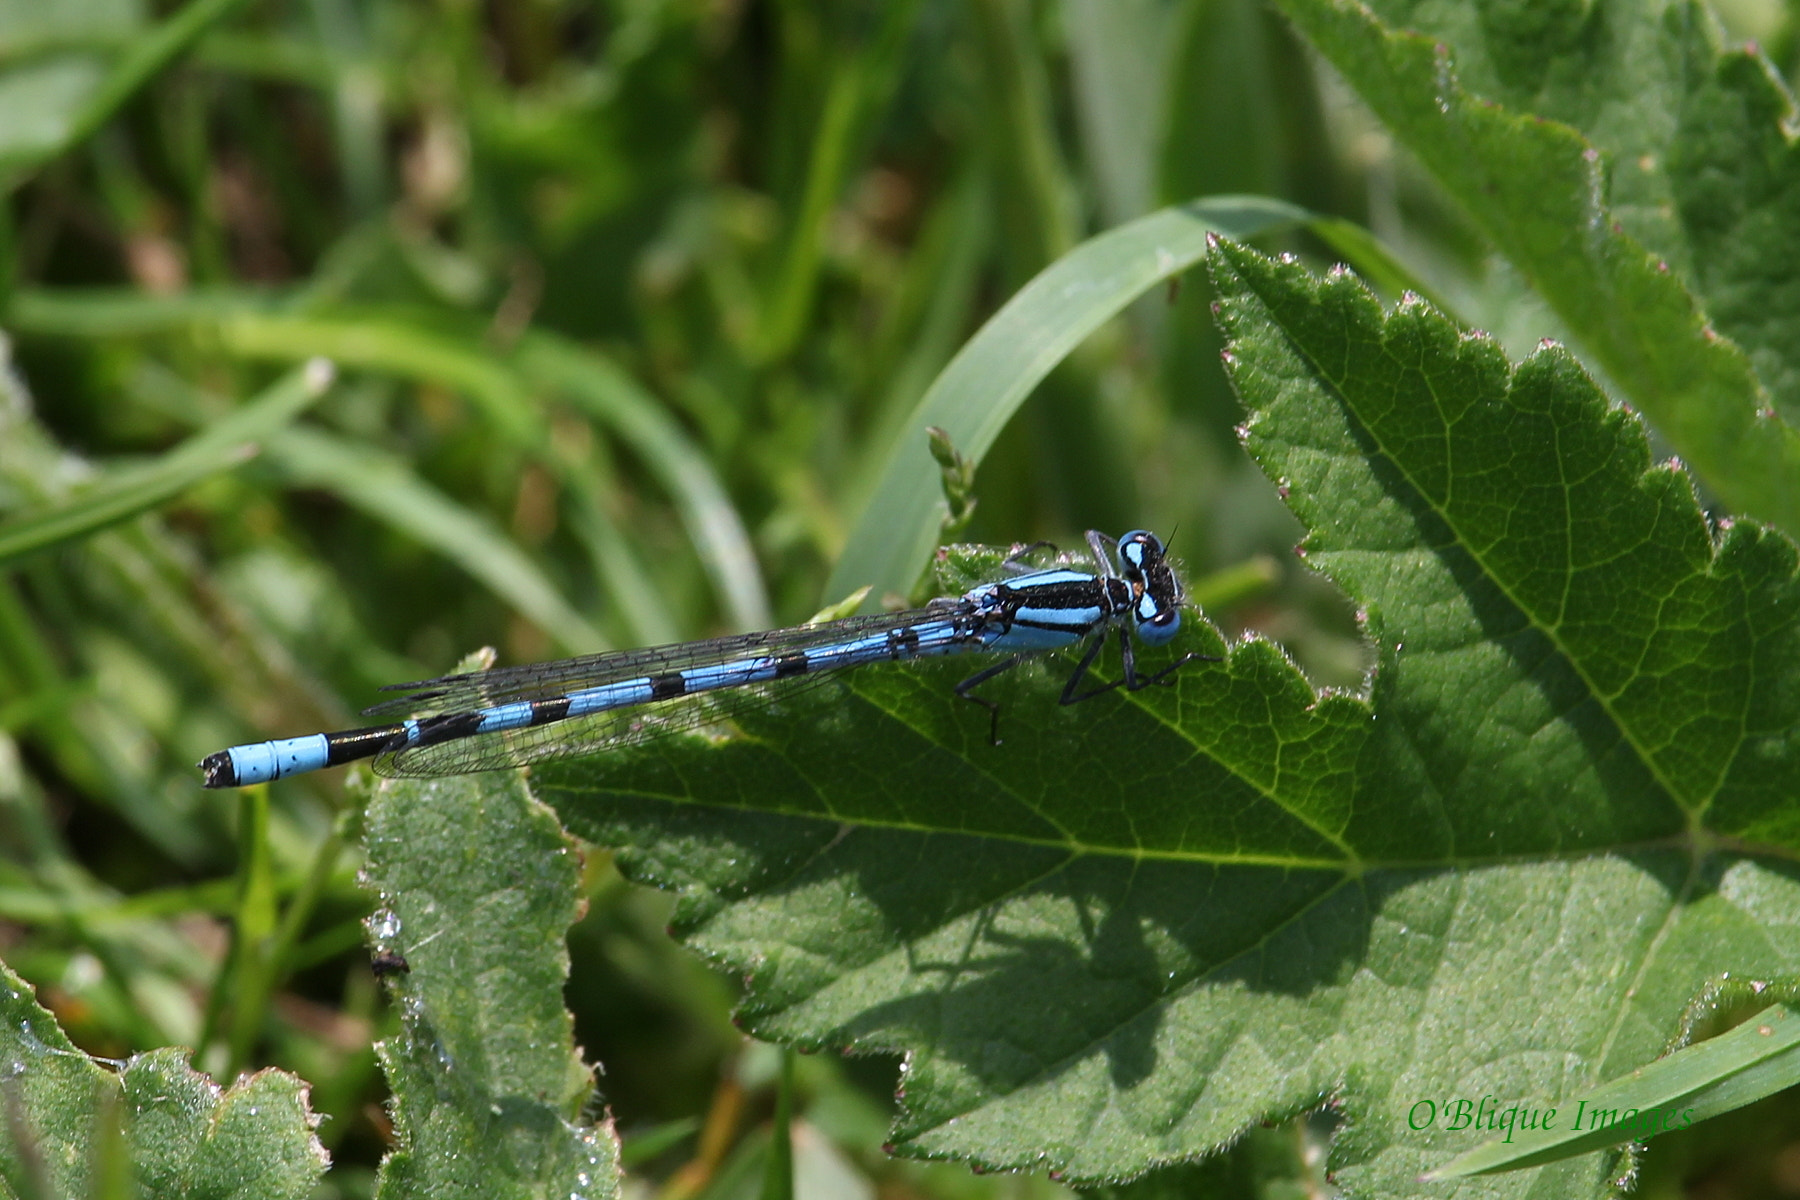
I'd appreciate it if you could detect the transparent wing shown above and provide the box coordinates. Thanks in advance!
[372,666,858,777]
[362,607,956,717]
[363,604,1007,778]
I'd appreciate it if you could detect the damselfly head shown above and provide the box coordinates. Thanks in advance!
[1119,529,1184,644]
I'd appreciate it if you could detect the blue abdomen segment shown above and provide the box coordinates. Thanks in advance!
[988,621,1088,650]
[568,679,655,716]
[222,734,331,786]
[200,723,408,787]
[473,701,537,734]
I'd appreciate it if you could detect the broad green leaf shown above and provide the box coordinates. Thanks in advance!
[1274,0,1800,539]
[519,242,1800,1197]
[122,1051,326,1198]
[1431,999,1800,1178]
[0,961,325,1198]
[1315,0,1800,412]
[362,766,620,1200]
[0,359,330,566]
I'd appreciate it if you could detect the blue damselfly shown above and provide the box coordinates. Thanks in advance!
[199,529,1212,787]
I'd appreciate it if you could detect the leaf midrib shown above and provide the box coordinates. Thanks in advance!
[564,780,1714,870]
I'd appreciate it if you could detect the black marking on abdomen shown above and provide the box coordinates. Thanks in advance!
[650,673,687,699]
[887,627,921,657]
[530,696,572,725]
[326,724,410,764]
[774,654,810,678]
[412,712,484,747]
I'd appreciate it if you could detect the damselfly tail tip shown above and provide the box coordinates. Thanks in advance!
[197,751,238,789]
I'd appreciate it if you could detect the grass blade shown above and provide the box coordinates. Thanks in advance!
[7,291,769,631]
[1,0,254,189]
[1428,1003,1800,1178]
[827,196,1308,603]
[268,427,608,653]
[512,333,771,631]
[0,359,332,565]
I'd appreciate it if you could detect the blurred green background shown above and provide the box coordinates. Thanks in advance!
[4,0,1797,1195]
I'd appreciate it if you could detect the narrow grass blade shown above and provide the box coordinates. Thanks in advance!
[268,427,608,653]
[1428,1004,1800,1178]
[7,290,769,632]
[1,0,254,189]
[0,359,331,565]
[513,333,770,630]
[618,1117,700,1168]
[757,1049,795,1200]
[828,196,1309,603]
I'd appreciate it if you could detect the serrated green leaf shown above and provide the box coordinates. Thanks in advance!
[1273,0,1800,539]
[0,962,325,1199]
[123,1050,326,1198]
[518,242,1800,1198]
[362,767,619,1200]
[1315,0,1800,412]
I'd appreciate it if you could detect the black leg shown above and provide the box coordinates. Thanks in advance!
[1001,540,1059,574]
[1084,530,1119,577]
[1130,650,1218,689]
[1062,630,1220,705]
[955,654,1029,744]
[1058,632,1119,704]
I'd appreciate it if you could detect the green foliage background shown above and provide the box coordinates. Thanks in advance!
[4,0,1800,1197]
